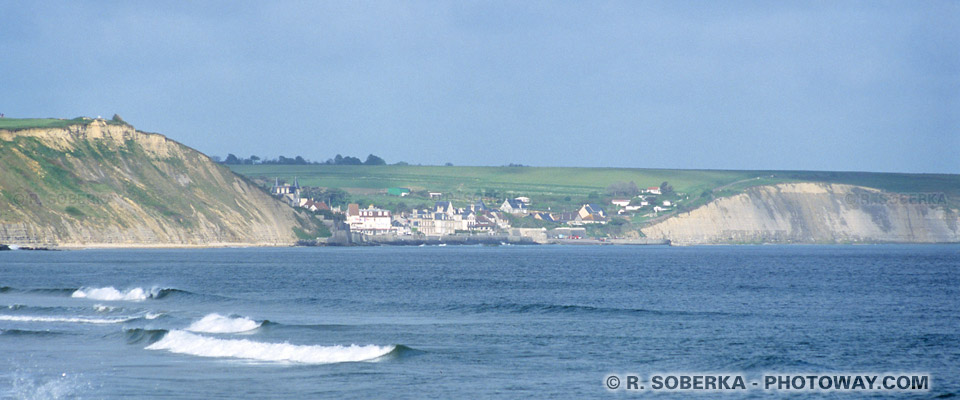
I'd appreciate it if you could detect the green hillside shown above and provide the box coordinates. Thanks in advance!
[229,164,960,212]
[0,119,321,247]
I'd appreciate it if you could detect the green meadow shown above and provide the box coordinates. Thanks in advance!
[229,164,960,211]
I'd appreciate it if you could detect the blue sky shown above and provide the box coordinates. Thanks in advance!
[1,1,957,173]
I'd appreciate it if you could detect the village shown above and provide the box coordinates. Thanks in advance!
[268,178,682,244]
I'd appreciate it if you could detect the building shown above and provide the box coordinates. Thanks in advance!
[272,177,300,195]
[272,177,301,206]
[514,196,531,204]
[405,203,508,235]
[298,199,330,212]
[549,227,587,239]
[346,204,393,235]
[531,212,555,222]
[572,204,607,225]
[429,192,443,199]
[387,187,411,197]
[500,199,527,214]
[611,198,631,207]
[644,187,662,195]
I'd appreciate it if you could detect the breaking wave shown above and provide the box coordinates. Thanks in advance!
[146,330,398,364]
[70,286,193,301]
[93,304,119,313]
[0,315,136,324]
[186,313,262,333]
[123,328,169,345]
[72,287,158,301]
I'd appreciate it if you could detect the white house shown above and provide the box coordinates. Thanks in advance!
[662,200,672,206]
[346,204,393,235]
[611,199,631,207]
[514,196,531,204]
[500,199,527,214]
[644,187,662,195]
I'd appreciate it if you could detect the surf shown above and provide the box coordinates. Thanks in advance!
[186,313,261,333]
[0,315,137,324]
[146,330,398,364]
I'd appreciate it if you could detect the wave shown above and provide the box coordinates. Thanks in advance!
[0,328,65,337]
[186,313,262,334]
[124,328,169,345]
[0,315,136,324]
[94,304,119,313]
[70,286,193,301]
[146,330,399,364]
[72,287,158,301]
[258,320,353,331]
[444,302,737,317]
[5,304,72,312]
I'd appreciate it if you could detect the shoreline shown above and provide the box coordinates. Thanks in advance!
[3,240,958,251]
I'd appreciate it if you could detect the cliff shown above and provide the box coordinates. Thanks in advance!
[641,182,960,245]
[0,118,320,248]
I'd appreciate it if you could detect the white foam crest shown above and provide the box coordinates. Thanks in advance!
[145,312,163,320]
[146,330,395,364]
[71,286,156,301]
[186,313,261,333]
[93,304,117,312]
[0,315,135,324]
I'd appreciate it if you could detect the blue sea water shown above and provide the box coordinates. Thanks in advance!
[1,245,958,399]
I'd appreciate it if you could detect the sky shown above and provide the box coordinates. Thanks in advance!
[1,1,957,173]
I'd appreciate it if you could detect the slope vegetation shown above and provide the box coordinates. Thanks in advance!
[0,118,319,247]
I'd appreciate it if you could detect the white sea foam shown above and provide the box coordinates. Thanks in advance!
[71,287,155,301]
[145,312,163,320]
[146,330,395,363]
[93,304,117,312]
[0,315,134,324]
[186,313,261,333]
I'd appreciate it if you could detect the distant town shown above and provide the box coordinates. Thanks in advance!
[267,175,682,244]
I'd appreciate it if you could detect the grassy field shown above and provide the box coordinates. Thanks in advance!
[229,164,960,211]
[0,117,126,131]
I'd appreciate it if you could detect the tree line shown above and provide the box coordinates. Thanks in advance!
[219,153,387,166]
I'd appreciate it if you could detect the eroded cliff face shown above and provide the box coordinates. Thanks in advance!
[0,119,317,247]
[642,183,960,245]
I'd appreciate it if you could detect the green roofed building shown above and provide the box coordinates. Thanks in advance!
[387,187,411,197]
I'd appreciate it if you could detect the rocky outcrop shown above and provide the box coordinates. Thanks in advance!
[642,183,959,245]
[0,119,318,248]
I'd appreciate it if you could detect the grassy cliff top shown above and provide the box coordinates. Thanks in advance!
[230,164,960,212]
[0,117,129,131]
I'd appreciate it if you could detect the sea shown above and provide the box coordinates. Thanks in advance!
[1,245,958,399]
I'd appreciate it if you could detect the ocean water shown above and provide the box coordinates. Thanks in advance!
[1,245,958,399]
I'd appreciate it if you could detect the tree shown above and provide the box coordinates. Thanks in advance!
[250,155,260,164]
[224,154,240,164]
[341,156,362,165]
[660,181,675,196]
[606,181,639,197]
[317,188,348,207]
[334,154,343,164]
[364,154,386,165]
